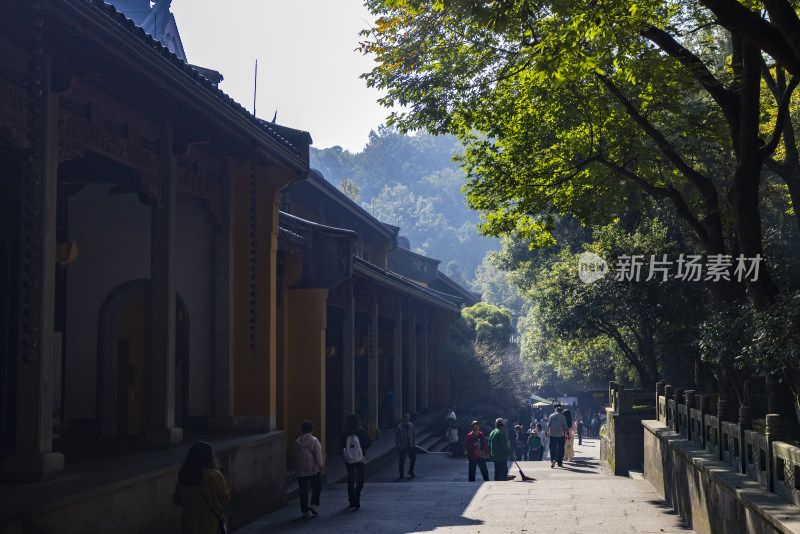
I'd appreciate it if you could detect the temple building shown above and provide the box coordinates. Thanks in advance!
[0,1,478,532]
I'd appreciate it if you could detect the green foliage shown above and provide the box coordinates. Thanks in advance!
[699,291,800,398]
[339,178,361,202]
[515,217,705,387]
[458,302,514,348]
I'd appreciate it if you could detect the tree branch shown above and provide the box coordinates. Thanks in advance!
[759,76,800,159]
[594,156,712,248]
[699,0,800,76]
[641,25,739,120]
[596,73,722,216]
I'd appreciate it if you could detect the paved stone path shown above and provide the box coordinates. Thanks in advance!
[235,437,693,533]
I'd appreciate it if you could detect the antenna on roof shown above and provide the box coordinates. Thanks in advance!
[253,59,258,116]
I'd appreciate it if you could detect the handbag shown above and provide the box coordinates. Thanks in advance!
[197,488,227,534]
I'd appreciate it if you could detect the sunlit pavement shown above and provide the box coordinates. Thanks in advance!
[234,436,693,533]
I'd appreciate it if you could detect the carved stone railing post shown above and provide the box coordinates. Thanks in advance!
[766,414,781,492]
[739,405,753,475]
[685,390,695,441]
[698,395,708,448]
[656,382,665,422]
[609,381,617,412]
[674,388,684,435]
[717,399,728,461]
[665,385,674,428]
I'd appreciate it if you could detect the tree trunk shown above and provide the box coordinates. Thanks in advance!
[730,41,800,438]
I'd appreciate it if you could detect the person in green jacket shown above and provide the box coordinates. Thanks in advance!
[488,418,514,480]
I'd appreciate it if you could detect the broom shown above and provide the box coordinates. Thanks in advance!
[513,460,536,481]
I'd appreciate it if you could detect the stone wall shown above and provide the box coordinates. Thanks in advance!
[600,406,657,476]
[644,420,800,534]
[599,382,657,476]
[2,432,285,534]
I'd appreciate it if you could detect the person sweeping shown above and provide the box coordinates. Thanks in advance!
[488,418,515,480]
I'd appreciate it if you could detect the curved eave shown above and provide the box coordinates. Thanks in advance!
[307,170,397,243]
[279,211,358,240]
[353,258,462,312]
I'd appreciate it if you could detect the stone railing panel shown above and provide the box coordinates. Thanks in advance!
[721,421,740,469]
[667,399,678,432]
[658,396,667,422]
[704,414,719,457]
[677,403,689,439]
[773,441,800,507]
[744,429,769,489]
[690,408,703,446]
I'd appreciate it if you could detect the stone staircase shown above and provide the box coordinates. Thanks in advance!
[415,427,453,454]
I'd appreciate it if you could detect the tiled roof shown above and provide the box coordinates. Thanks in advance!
[353,256,464,310]
[85,0,307,157]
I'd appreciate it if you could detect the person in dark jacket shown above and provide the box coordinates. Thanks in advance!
[338,413,372,509]
[395,413,417,479]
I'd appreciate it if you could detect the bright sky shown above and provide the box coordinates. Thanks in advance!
[170,0,389,153]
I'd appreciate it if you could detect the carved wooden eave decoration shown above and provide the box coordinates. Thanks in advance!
[176,157,227,228]
[0,68,31,150]
[57,96,164,204]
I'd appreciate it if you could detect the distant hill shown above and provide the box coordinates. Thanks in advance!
[310,126,498,283]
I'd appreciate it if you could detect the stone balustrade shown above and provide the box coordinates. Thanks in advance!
[656,382,800,504]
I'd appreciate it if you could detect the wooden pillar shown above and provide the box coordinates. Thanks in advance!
[342,282,355,424]
[419,308,429,411]
[287,288,328,458]
[208,169,233,432]
[408,303,417,415]
[2,52,64,481]
[367,286,379,438]
[143,124,182,448]
[392,312,403,425]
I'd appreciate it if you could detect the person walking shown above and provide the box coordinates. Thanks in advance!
[577,417,584,445]
[294,420,323,518]
[548,405,568,468]
[488,418,514,480]
[339,413,372,509]
[172,441,230,534]
[445,405,458,442]
[395,413,417,479]
[527,425,543,461]
[463,420,490,481]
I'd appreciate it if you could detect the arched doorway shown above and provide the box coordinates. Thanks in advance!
[98,280,188,436]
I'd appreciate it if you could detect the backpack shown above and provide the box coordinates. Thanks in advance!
[343,433,363,464]
[527,434,542,450]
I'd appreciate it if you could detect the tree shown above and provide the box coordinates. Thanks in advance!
[361,0,800,432]
[360,0,795,306]
[339,178,361,202]
[530,219,704,387]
